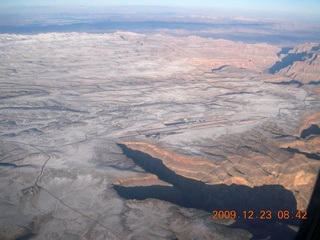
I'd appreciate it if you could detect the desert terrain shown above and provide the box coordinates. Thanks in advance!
[0,32,319,239]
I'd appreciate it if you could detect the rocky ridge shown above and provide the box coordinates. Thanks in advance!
[0,32,319,239]
[115,112,320,210]
[270,43,320,84]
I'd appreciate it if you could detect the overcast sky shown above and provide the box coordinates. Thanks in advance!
[2,0,320,15]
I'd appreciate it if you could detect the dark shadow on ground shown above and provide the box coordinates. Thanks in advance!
[300,124,320,139]
[284,147,320,161]
[269,52,308,74]
[114,143,302,240]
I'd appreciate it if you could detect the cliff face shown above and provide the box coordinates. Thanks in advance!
[115,111,320,211]
[269,43,320,84]
[114,142,302,239]
[1,32,319,240]
[170,36,280,72]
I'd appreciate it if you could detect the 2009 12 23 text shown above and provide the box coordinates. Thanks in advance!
[212,210,307,220]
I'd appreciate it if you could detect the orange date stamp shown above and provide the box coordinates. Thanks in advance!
[212,210,307,220]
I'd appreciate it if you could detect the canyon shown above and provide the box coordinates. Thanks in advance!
[0,32,319,239]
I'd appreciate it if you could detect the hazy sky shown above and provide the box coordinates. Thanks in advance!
[2,0,320,15]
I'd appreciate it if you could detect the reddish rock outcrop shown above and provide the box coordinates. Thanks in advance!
[115,112,320,210]
[274,43,320,84]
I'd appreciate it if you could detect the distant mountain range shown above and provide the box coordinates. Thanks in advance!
[1,6,320,45]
